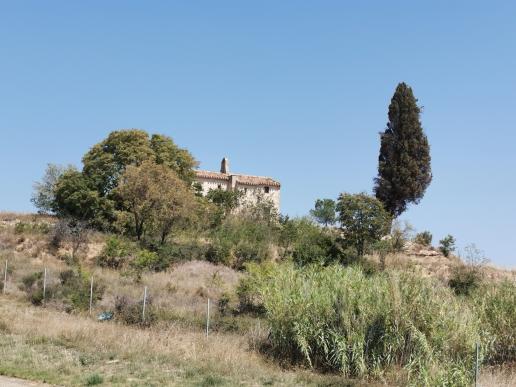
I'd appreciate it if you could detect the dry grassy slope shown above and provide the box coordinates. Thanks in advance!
[0,213,515,386]
[368,241,516,283]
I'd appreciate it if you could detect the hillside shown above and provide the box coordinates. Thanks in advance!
[0,213,514,386]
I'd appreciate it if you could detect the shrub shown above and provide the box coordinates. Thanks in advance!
[439,234,456,257]
[246,262,481,386]
[280,218,343,266]
[448,264,482,296]
[130,250,167,272]
[156,240,208,264]
[20,271,45,305]
[85,373,103,386]
[59,269,104,311]
[96,236,133,269]
[414,231,432,246]
[207,215,276,269]
[14,221,51,235]
[114,295,156,326]
[470,280,516,364]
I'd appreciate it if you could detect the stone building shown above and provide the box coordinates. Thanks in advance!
[194,157,281,211]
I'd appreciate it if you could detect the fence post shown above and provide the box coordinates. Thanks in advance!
[475,342,479,387]
[206,298,210,338]
[142,286,148,322]
[43,268,47,304]
[3,260,7,294]
[89,276,94,316]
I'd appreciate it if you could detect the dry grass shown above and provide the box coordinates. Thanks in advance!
[0,298,364,386]
[1,215,514,386]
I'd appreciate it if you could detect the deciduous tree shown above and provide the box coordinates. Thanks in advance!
[115,161,197,242]
[336,193,391,258]
[310,198,337,227]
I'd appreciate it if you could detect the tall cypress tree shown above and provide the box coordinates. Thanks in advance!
[374,82,432,217]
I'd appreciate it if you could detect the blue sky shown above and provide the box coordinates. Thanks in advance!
[0,1,514,267]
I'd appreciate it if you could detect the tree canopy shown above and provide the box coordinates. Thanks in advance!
[374,82,432,217]
[115,161,198,242]
[336,192,391,258]
[82,129,197,196]
[310,198,337,227]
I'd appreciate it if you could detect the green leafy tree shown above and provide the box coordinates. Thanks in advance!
[115,161,197,242]
[31,163,73,214]
[439,234,456,257]
[53,168,113,225]
[206,188,243,219]
[310,198,337,227]
[374,82,432,217]
[336,193,391,258]
[82,129,197,196]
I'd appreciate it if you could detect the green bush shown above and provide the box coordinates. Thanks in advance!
[59,269,104,311]
[207,215,276,268]
[130,250,166,272]
[14,221,51,235]
[20,271,45,305]
[85,373,103,385]
[280,218,343,266]
[470,280,516,364]
[244,263,481,386]
[414,231,433,246]
[439,234,456,257]
[96,236,133,269]
[156,240,208,264]
[114,295,156,326]
[448,264,482,296]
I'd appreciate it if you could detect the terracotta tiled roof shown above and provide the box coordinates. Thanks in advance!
[194,170,230,180]
[194,170,280,188]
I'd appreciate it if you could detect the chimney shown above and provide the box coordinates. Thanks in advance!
[220,157,230,174]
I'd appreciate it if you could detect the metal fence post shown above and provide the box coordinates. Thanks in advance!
[89,276,94,316]
[43,268,47,304]
[206,298,210,338]
[3,260,7,294]
[142,286,148,322]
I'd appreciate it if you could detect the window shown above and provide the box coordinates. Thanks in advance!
[217,184,222,189]
[264,186,270,193]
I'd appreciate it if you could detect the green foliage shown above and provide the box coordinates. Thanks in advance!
[20,271,45,305]
[85,373,104,386]
[206,209,278,269]
[114,295,156,326]
[14,221,51,235]
[470,280,516,364]
[206,189,243,220]
[389,220,414,253]
[31,163,72,214]
[415,231,433,246]
[336,193,391,257]
[374,82,432,217]
[53,168,114,227]
[439,234,456,257]
[280,217,342,266]
[82,129,196,196]
[114,160,198,242]
[59,269,104,311]
[309,199,337,227]
[246,263,480,386]
[449,264,482,296]
[130,250,167,272]
[96,236,134,269]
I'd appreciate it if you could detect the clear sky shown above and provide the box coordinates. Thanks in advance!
[0,1,514,267]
